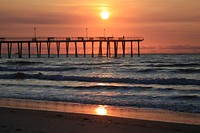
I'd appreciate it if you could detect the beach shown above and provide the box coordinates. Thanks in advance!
[0,107,200,133]
[0,98,200,133]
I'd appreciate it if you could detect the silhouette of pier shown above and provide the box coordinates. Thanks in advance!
[0,37,144,58]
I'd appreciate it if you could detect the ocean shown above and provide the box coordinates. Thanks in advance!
[0,54,199,113]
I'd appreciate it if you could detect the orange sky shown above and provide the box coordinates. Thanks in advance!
[0,0,200,54]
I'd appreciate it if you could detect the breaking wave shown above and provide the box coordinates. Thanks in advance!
[0,72,199,85]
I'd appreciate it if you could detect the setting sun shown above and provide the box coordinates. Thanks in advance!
[100,11,110,20]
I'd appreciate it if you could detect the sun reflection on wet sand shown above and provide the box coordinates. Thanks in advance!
[95,105,107,115]
[1,98,200,125]
[97,83,107,86]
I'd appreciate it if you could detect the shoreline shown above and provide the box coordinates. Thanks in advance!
[1,107,200,133]
[0,98,200,125]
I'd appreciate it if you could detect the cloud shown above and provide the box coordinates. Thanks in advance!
[110,0,200,24]
[156,44,200,53]
[141,46,156,50]
[163,44,200,50]
[0,10,92,26]
[113,11,200,24]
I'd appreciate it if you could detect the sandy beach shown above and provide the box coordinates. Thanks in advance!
[0,107,200,133]
[1,107,200,133]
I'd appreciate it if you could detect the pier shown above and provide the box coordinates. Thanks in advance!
[0,37,144,58]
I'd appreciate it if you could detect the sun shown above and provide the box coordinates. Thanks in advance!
[100,11,110,20]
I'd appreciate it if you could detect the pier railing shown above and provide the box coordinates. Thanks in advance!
[0,37,144,42]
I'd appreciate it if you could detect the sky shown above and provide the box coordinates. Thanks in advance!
[0,0,200,54]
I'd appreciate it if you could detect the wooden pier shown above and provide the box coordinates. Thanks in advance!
[0,37,144,58]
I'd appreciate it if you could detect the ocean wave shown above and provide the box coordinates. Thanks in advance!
[1,95,200,113]
[170,95,200,100]
[137,68,200,74]
[119,68,160,73]
[140,60,171,64]
[0,83,153,92]
[148,63,200,67]
[2,83,200,94]
[0,72,200,85]
[5,61,43,65]
[136,68,163,73]
[157,88,176,91]
[156,87,200,94]
[0,66,92,72]
[119,67,200,74]
[172,69,200,74]
[55,61,121,67]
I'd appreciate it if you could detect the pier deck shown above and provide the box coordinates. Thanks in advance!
[0,37,144,58]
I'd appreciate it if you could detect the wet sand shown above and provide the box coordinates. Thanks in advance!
[0,98,200,133]
[1,107,200,133]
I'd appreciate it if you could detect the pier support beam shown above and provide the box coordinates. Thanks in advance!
[98,41,103,57]
[36,42,39,57]
[83,42,86,57]
[7,43,12,58]
[39,42,42,57]
[138,41,140,57]
[56,42,60,58]
[122,41,126,57]
[131,41,133,57]
[36,42,42,58]
[92,41,94,58]
[17,43,23,58]
[28,42,31,58]
[106,41,111,57]
[47,42,51,58]
[75,42,78,57]
[114,41,118,58]
[66,42,69,57]
[0,42,2,58]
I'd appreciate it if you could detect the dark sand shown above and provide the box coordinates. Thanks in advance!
[0,107,200,133]
[0,98,200,133]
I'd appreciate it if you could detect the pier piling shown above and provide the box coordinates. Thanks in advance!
[114,41,118,58]
[36,42,42,58]
[7,43,12,58]
[0,42,2,58]
[138,41,140,57]
[131,41,133,57]
[17,43,23,58]
[28,42,31,58]
[98,41,103,57]
[92,41,94,58]
[83,42,86,57]
[106,41,111,57]
[56,42,60,58]
[66,42,69,57]
[122,41,126,57]
[75,42,78,57]
[47,42,51,58]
